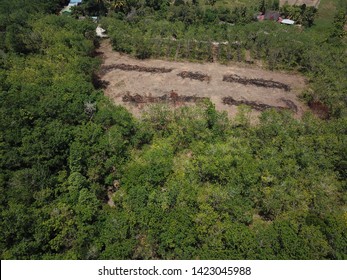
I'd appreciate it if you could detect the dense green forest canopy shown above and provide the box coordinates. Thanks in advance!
[0,0,346,259]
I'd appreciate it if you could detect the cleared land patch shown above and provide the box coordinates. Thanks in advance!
[279,0,320,7]
[98,40,307,119]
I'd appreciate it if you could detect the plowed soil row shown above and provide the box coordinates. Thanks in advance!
[122,93,298,113]
[223,74,291,92]
[100,63,173,75]
[177,71,211,82]
[122,91,208,104]
[223,97,289,112]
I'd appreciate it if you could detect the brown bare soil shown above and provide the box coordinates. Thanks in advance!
[279,0,320,7]
[98,40,307,120]
[308,100,330,119]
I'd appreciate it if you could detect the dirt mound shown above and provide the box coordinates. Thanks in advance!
[177,71,211,82]
[100,63,174,75]
[222,97,290,112]
[122,91,208,105]
[308,100,330,119]
[223,74,291,91]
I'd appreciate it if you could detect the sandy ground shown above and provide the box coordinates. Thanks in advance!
[98,40,307,120]
[279,0,320,7]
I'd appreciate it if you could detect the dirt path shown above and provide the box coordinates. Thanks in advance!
[98,40,307,120]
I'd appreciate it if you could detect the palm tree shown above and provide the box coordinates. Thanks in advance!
[106,0,125,10]
[94,0,125,11]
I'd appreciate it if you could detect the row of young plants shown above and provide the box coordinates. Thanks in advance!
[102,13,346,117]
[101,17,317,65]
